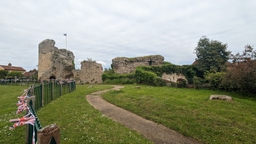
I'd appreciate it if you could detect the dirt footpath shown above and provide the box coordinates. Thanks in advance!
[86,86,202,144]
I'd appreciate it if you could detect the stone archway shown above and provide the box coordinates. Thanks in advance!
[49,75,56,80]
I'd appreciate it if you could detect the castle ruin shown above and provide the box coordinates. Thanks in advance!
[79,60,103,84]
[112,55,164,74]
[112,55,187,83]
[38,39,185,84]
[38,39,75,81]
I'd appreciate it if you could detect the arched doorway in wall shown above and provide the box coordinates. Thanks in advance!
[49,75,56,80]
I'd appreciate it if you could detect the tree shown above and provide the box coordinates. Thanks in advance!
[221,45,256,94]
[7,71,23,79]
[0,70,8,79]
[230,44,256,63]
[194,36,230,73]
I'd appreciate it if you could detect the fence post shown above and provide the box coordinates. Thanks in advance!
[60,83,62,96]
[41,82,44,107]
[51,80,54,100]
[37,124,60,144]
[69,82,71,93]
[26,96,36,144]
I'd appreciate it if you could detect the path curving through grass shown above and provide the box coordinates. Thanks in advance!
[86,85,201,144]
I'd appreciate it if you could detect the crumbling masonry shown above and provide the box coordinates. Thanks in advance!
[38,39,75,81]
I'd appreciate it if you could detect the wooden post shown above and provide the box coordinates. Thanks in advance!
[37,124,60,144]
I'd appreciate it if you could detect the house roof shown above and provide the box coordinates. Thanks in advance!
[0,64,26,71]
[23,69,37,77]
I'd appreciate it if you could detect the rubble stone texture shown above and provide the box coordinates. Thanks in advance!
[80,60,103,84]
[38,39,75,81]
[112,55,164,74]
[162,73,187,83]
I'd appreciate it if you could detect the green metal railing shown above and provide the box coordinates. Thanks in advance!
[0,80,39,86]
[27,81,76,144]
[27,100,42,144]
[32,81,76,111]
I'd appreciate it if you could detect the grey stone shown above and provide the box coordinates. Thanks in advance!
[209,95,233,101]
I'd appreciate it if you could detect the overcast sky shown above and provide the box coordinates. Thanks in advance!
[0,0,255,71]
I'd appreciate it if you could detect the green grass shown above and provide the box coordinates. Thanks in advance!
[2,84,256,144]
[0,85,152,143]
[37,85,151,143]
[0,85,28,143]
[102,85,256,144]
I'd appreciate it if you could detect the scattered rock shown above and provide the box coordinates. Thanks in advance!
[135,86,141,89]
[209,95,233,101]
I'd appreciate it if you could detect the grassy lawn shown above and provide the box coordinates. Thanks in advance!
[0,85,152,144]
[102,85,256,144]
[0,85,28,143]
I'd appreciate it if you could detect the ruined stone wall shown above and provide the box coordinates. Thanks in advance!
[72,69,81,83]
[38,39,75,81]
[112,55,164,74]
[80,60,103,84]
[161,73,187,83]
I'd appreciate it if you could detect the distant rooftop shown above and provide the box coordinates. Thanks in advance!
[0,63,26,72]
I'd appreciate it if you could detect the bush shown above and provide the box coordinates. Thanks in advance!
[205,72,225,90]
[221,60,256,94]
[135,68,165,86]
[193,76,203,89]
[176,78,187,88]
[102,72,136,84]
[138,64,199,84]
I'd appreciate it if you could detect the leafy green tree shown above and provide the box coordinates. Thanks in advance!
[0,70,8,79]
[7,71,23,79]
[194,36,231,73]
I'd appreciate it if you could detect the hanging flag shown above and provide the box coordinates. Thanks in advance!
[64,33,67,36]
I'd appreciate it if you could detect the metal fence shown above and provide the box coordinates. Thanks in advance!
[0,79,39,86]
[27,80,76,144]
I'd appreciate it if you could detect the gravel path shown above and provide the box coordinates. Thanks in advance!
[86,86,202,144]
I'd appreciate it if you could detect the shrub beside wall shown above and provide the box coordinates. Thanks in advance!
[102,64,201,86]
[102,72,135,84]
[134,68,165,86]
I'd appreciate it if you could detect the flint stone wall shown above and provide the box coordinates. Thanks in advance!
[112,55,164,74]
[80,60,103,84]
[38,39,75,81]
[161,73,187,83]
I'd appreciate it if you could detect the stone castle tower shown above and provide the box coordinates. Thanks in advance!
[38,39,75,81]
[79,60,103,84]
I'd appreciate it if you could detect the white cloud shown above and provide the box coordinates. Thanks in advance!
[96,61,106,66]
[0,0,256,71]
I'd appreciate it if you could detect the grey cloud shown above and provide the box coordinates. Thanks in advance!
[0,0,256,71]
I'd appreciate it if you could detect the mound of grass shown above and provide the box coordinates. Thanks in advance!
[102,85,256,144]
[0,85,152,144]
[37,85,151,143]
